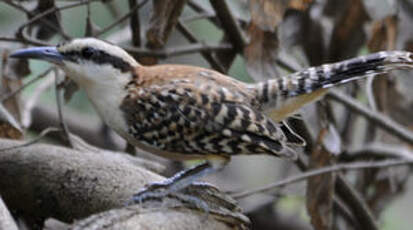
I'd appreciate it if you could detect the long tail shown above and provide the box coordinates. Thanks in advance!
[252,51,413,121]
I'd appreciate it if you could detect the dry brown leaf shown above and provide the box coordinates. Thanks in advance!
[368,15,398,52]
[306,127,336,230]
[289,0,313,11]
[0,105,22,139]
[249,0,312,31]
[245,0,290,81]
[244,24,280,81]
[249,0,288,31]
[0,52,24,139]
[327,0,370,60]
[368,15,397,115]
[245,0,312,80]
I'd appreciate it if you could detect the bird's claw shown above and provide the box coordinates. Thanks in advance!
[130,181,172,205]
[129,181,211,216]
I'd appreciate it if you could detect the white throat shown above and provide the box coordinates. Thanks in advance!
[65,64,132,137]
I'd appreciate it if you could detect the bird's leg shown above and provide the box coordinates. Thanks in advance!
[131,160,224,205]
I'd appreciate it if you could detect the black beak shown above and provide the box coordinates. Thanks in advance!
[9,47,65,64]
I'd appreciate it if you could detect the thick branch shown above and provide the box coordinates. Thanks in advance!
[71,201,246,230]
[0,138,248,229]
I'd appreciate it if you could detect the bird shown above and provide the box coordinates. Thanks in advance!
[10,38,413,204]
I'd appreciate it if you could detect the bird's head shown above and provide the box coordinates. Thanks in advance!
[10,38,139,87]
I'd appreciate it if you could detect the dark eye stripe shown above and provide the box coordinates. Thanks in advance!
[61,49,132,73]
[81,47,96,59]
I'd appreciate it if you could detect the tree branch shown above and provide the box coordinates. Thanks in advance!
[0,67,53,103]
[128,0,142,47]
[95,0,149,37]
[177,21,226,72]
[209,0,248,52]
[123,43,233,58]
[0,138,248,229]
[233,158,413,199]
[327,90,413,145]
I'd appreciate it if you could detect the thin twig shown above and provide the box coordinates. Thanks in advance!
[181,12,216,23]
[364,76,380,143]
[187,1,220,27]
[366,76,378,111]
[1,39,231,60]
[233,158,413,199]
[209,0,248,52]
[123,43,233,58]
[128,0,142,47]
[54,69,73,147]
[3,0,30,13]
[0,36,50,46]
[327,90,413,145]
[8,0,71,39]
[14,0,99,44]
[20,26,52,47]
[21,73,55,128]
[335,173,379,230]
[332,198,360,229]
[6,1,97,46]
[84,1,94,36]
[0,67,53,102]
[95,0,149,37]
[343,143,413,161]
[30,103,124,150]
[294,130,379,230]
[177,21,226,72]
[0,127,60,152]
[106,27,131,44]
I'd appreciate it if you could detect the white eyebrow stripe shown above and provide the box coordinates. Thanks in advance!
[57,38,138,67]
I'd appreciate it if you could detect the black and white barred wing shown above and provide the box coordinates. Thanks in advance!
[122,81,297,159]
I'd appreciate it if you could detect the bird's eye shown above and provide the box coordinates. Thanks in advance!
[81,47,96,59]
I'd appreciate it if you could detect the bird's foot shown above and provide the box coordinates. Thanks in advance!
[131,180,174,204]
[130,162,213,204]
[128,180,251,227]
[128,161,228,216]
[130,180,211,214]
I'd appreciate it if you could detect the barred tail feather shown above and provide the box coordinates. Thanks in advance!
[254,51,413,120]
